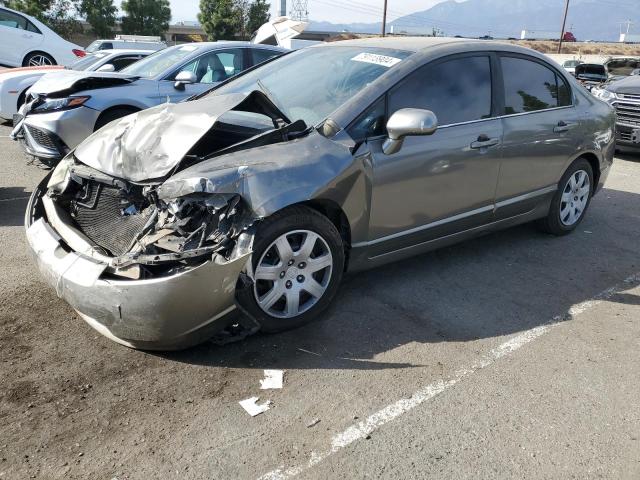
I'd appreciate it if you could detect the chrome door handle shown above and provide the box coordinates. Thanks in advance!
[553,121,574,133]
[470,135,500,149]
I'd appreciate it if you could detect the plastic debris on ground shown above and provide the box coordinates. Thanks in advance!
[239,397,272,416]
[260,369,284,389]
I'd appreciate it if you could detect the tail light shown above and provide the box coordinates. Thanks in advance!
[72,49,86,58]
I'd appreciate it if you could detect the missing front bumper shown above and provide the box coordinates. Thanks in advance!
[25,187,252,350]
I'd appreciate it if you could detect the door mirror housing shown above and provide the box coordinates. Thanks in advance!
[96,63,115,72]
[382,108,438,155]
[174,70,197,90]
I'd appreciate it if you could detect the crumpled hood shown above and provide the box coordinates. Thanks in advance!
[74,92,253,182]
[29,70,138,96]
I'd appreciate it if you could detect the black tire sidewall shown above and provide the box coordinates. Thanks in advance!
[237,206,345,333]
[548,159,594,234]
[95,108,136,131]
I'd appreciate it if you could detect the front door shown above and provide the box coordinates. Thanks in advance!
[366,54,502,257]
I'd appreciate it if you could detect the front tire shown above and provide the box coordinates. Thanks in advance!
[237,206,345,333]
[537,158,593,235]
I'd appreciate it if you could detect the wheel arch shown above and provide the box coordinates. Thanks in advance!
[22,50,56,66]
[94,105,141,131]
[577,152,601,187]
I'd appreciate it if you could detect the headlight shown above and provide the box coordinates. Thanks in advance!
[592,88,616,101]
[32,96,90,114]
[47,156,74,192]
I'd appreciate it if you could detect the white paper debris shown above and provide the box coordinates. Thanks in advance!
[260,369,284,390]
[239,397,271,416]
[351,52,402,68]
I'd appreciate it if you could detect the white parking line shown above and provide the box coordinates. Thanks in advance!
[258,272,640,480]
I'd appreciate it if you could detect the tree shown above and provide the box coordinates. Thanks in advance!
[246,0,270,37]
[198,0,240,41]
[79,0,117,38]
[6,0,52,18]
[121,0,171,37]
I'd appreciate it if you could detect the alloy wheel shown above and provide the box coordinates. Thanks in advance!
[560,169,590,226]
[28,55,53,66]
[253,230,333,318]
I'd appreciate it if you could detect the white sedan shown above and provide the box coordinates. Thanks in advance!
[0,49,152,122]
[0,5,84,67]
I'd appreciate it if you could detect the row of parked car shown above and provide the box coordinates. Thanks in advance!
[11,34,617,350]
[559,56,640,151]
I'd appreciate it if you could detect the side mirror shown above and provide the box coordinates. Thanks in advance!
[382,108,438,155]
[96,63,115,72]
[174,70,197,90]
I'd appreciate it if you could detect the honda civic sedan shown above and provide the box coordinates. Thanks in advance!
[26,38,615,350]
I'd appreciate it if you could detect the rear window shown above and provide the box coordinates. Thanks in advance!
[501,56,571,114]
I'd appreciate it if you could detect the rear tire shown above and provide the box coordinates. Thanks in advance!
[537,158,593,235]
[236,205,345,333]
[95,108,138,131]
[23,52,55,67]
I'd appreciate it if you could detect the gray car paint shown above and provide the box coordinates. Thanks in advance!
[26,38,615,349]
[16,42,287,160]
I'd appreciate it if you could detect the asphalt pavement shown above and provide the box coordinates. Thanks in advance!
[0,122,639,479]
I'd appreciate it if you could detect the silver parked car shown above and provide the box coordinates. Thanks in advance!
[26,38,615,350]
[12,42,286,163]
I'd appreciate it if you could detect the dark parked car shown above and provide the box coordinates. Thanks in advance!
[26,38,615,349]
[575,63,608,90]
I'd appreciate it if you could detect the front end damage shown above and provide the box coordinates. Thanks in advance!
[25,89,362,349]
[26,160,257,349]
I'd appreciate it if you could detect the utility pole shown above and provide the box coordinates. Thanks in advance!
[557,0,570,53]
[382,0,388,37]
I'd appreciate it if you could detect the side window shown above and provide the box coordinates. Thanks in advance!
[177,49,245,84]
[100,42,113,50]
[347,97,386,141]
[26,21,41,34]
[0,9,28,29]
[251,49,280,66]
[501,56,572,114]
[388,56,492,126]
[111,56,142,71]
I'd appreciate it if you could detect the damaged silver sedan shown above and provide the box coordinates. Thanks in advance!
[26,38,615,349]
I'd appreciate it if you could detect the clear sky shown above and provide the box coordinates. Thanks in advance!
[114,0,451,24]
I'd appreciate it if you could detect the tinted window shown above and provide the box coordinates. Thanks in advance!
[100,42,113,50]
[389,56,492,126]
[111,56,142,71]
[0,9,28,29]
[348,97,386,141]
[251,48,280,66]
[501,56,571,114]
[26,21,40,34]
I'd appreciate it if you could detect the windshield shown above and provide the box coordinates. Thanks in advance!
[120,44,200,78]
[85,41,103,54]
[606,58,640,77]
[68,52,108,71]
[563,60,582,67]
[214,46,412,126]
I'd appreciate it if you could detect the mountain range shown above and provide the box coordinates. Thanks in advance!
[308,0,640,42]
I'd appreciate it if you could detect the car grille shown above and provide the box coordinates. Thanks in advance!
[618,131,634,142]
[613,101,640,127]
[72,181,152,256]
[26,125,58,150]
[617,93,640,101]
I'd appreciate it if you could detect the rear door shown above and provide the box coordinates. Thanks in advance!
[495,54,579,218]
[0,9,41,65]
[365,53,503,256]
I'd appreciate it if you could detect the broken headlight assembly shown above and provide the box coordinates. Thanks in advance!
[31,95,91,114]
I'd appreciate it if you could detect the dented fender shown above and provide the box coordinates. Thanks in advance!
[157,130,374,244]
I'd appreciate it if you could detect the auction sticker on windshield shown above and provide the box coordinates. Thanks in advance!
[351,52,402,68]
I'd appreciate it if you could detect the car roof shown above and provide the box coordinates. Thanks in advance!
[319,36,469,52]
[96,49,156,55]
[169,41,287,51]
